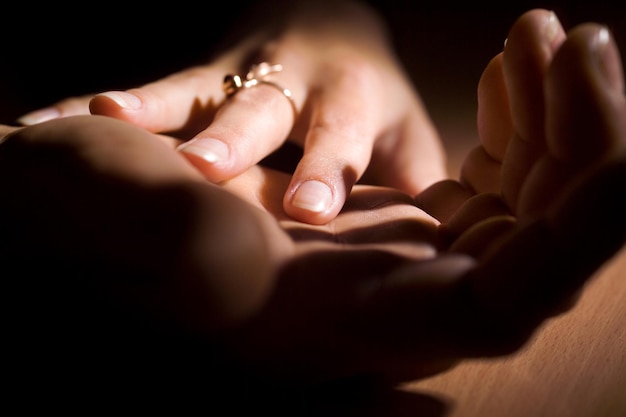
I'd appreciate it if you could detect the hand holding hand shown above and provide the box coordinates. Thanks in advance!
[2,7,624,403]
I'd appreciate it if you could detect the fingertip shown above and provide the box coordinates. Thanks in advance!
[284,179,343,225]
[502,8,565,143]
[90,91,143,116]
[591,25,624,94]
[415,179,473,224]
[546,23,626,162]
[16,107,61,126]
[477,52,511,161]
[177,137,230,164]
[176,137,235,183]
[291,180,334,213]
[17,95,96,126]
[507,9,564,50]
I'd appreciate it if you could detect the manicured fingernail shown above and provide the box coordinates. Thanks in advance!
[177,138,230,163]
[291,180,333,213]
[94,91,142,110]
[17,108,60,125]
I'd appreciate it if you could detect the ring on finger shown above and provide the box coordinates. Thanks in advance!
[223,62,296,116]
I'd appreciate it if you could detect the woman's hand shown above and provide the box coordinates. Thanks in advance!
[16,0,447,225]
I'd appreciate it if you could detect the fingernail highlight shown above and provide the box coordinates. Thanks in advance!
[291,180,333,213]
[17,108,61,125]
[593,26,623,92]
[94,91,142,110]
[177,138,230,163]
[545,11,560,43]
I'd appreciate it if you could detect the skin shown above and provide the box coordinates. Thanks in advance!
[1,8,625,405]
[16,0,447,226]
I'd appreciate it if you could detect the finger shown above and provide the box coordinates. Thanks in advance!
[292,184,440,261]
[303,177,622,380]
[465,52,509,194]
[504,10,566,146]
[377,18,626,366]
[281,1,446,223]
[415,179,474,224]
[476,52,512,162]
[447,215,516,258]
[458,159,626,357]
[224,166,441,260]
[283,62,383,224]
[89,66,224,138]
[353,253,477,379]
[518,24,626,216]
[0,125,23,142]
[88,35,262,137]
[283,54,447,225]
[500,9,566,212]
[441,193,513,251]
[457,23,626,356]
[459,144,502,194]
[230,249,475,382]
[16,94,93,125]
[178,68,300,183]
[547,24,626,161]
[361,99,447,196]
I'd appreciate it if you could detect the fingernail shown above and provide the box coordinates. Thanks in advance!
[596,25,610,47]
[17,107,60,125]
[94,91,142,110]
[177,138,230,163]
[291,180,333,213]
[544,11,561,44]
[593,26,623,92]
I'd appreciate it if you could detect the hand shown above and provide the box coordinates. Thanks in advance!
[417,9,626,351]
[2,8,624,403]
[16,0,447,226]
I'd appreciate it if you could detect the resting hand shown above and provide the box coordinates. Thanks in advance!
[16,0,446,225]
[0,112,458,394]
[217,8,626,382]
[417,9,626,349]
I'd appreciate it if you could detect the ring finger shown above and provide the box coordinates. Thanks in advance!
[177,59,305,183]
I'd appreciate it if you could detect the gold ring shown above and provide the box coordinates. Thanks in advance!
[223,62,296,115]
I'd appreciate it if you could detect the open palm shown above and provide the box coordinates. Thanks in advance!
[1,9,624,398]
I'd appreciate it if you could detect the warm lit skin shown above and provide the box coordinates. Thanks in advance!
[1,9,625,390]
[16,0,447,226]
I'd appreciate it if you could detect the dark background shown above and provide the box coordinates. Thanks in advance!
[1,0,624,127]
